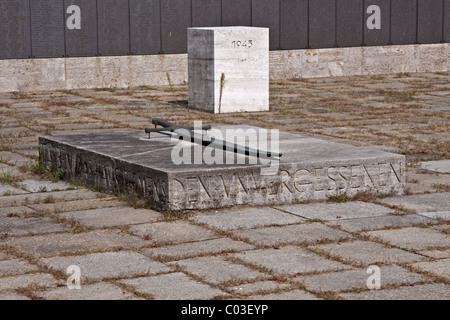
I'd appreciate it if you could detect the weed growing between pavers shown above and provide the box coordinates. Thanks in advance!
[30,159,64,182]
[0,168,17,184]
[327,191,393,204]
[117,191,149,210]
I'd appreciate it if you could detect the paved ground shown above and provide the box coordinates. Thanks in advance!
[0,72,448,300]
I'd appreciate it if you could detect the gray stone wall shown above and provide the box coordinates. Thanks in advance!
[1,44,448,92]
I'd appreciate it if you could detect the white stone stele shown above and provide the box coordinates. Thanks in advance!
[188,26,269,114]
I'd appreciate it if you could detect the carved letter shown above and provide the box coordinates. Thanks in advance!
[314,168,326,192]
[338,166,350,190]
[326,167,337,191]
[293,169,313,193]
[186,177,199,203]
[363,165,375,187]
[390,163,402,183]
[378,163,390,187]
[170,179,186,205]
[350,165,363,189]
[280,170,294,194]
[198,177,212,200]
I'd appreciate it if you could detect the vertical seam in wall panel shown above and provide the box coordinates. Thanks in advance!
[250,0,253,26]
[63,0,67,57]
[389,0,392,44]
[96,0,99,55]
[362,0,365,46]
[159,0,163,53]
[29,0,33,57]
[443,0,445,42]
[335,0,338,47]
[415,0,419,44]
[307,0,310,48]
[278,0,281,49]
[128,0,131,54]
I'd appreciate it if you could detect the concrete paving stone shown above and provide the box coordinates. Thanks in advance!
[120,272,226,300]
[418,248,450,259]
[0,163,19,174]
[169,256,268,285]
[4,230,151,257]
[0,206,36,218]
[418,211,450,221]
[129,221,219,245]
[37,282,137,300]
[41,251,170,281]
[293,265,429,292]
[0,127,29,138]
[327,214,436,232]
[275,201,393,221]
[190,207,306,231]
[0,273,58,291]
[0,183,28,196]
[401,171,448,194]
[379,192,450,213]
[0,293,30,300]
[246,289,319,300]
[228,280,293,295]
[0,252,9,260]
[340,283,450,300]
[59,207,162,228]
[0,116,25,128]
[0,151,32,167]
[18,180,76,193]
[54,123,118,131]
[0,189,103,208]
[409,259,450,281]
[432,224,450,233]
[140,238,254,261]
[419,160,450,173]
[231,246,351,277]
[0,259,39,276]
[231,223,351,246]
[27,198,122,214]
[0,216,69,237]
[314,240,425,266]
[366,227,450,251]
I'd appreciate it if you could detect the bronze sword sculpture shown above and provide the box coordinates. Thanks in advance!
[145,118,282,160]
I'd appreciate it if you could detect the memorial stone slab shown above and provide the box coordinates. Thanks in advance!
[39,126,406,211]
[188,27,269,113]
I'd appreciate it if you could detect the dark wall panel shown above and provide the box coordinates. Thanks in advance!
[130,0,161,55]
[446,0,450,42]
[252,0,280,49]
[337,0,363,47]
[30,0,65,58]
[364,0,390,46]
[161,0,191,54]
[222,0,251,26]
[280,0,308,49]
[1,0,448,60]
[192,0,222,27]
[97,0,129,55]
[64,0,97,57]
[0,0,31,59]
[309,0,336,48]
[417,0,443,44]
[391,0,417,45]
